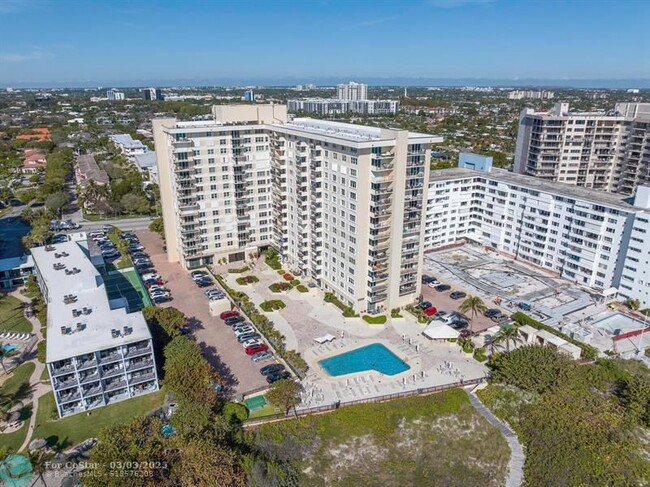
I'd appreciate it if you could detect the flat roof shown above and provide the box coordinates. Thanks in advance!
[429,167,639,211]
[109,134,147,149]
[133,151,157,169]
[31,239,152,363]
[271,118,440,144]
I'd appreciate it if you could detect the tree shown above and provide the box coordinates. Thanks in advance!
[626,298,641,311]
[44,191,68,217]
[458,295,487,327]
[149,217,164,236]
[618,375,650,427]
[26,450,53,487]
[488,344,574,394]
[163,336,215,405]
[266,379,303,417]
[491,325,522,353]
[121,193,149,215]
[0,342,10,373]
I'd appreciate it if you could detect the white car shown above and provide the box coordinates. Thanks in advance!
[148,285,169,293]
[234,327,255,337]
[150,290,170,299]
[241,338,264,348]
[141,273,161,281]
[427,281,440,288]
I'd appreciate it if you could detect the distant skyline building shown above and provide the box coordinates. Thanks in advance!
[514,102,650,195]
[337,81,367,101]
[287,98,399,115]
[106,89,124,101]
[143,87,163,100]
[508,90,554,100]
[243,89,254,101]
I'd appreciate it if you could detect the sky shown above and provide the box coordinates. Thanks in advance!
[0,0,649,87]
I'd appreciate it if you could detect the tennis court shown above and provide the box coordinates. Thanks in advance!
[103,268,151,311]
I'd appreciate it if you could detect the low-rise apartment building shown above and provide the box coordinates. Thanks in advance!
[426,154,650,307]
[31,237,158,417]
[109,134,149,161]
[154,105,442,313]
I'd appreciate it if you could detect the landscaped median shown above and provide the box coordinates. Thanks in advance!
[260,300,286,312]
[362,315,387,325]
[236,275,259,286]
[324,292,358,318]
[214,273,309,377]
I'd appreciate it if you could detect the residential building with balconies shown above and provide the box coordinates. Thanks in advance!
[514,102,650,195]
[31,238,158,418]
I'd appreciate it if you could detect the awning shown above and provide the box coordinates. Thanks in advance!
[422,321,460,339]
[314,334,336,344]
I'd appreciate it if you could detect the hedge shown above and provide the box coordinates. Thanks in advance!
[362,315,387,325]
[391,308,403,318]
[235,275,259,285]
[269,282,291,293]
[324,292,358,317]
[228,266,250,274]
[512,311,598,360]
[473,347,487,362]
[260,300,286,312]
[290,279,300,287]
[264,248,282,270]
[296,285,308,293]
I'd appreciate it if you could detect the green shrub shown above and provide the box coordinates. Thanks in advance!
[512,311,598,360]
[260,300,286,312]
[473,347,487,362]
[235,275,259,285]
[324,292,359,317]
[391,308,403,318]
[269,282,291,293]
[265,249,282,270]
[290,279,300,287]
[37,341,46,363]
[363,315,387,325]
[277,269,285,275]
[228,266,250,274]
[296,285,308,293]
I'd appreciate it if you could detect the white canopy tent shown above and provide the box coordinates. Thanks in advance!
[314,334,337,344]
[422,321,460,340]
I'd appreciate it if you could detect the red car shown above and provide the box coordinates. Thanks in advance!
[145,280,163,288]
[220,310,239,320]
[245,344,269,355]
[423,306,438,317]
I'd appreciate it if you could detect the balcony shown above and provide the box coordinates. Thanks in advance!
[60,402,84,417]
[58,390,81,404]
[85,398,105,410]
[131,383,158,397]
[367,293,388,304]
[106,391,129,405]
[79,372,100,385]
[127,358,154,372]
[128,371,157,385]
[82,385,103,397]
[101,366,125,379]
[53,376,78,391]
[99,352,122,365]
[104,378,127,392]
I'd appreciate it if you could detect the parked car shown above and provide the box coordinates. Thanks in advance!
[418,301,432,310]
[251,351,273,362]
[131,252,149,259]
[421,275,437,284]
[484,308,501,318]
[491,312,508,322]
[237,333,260,342]
[234,327,255,337]
[241,338,264,348]
[148,285,169,293]
[225,316,245,326]
[220,310,239,320]
[152,295,171,304]
[260,364,285,376]
[209,294,225,301]
[450,291,466,300]
[266,371,291,384]
[191,271,208,281]
[449,319,469,330]
[245,344,269,355]
[129,244,145,251]
[195,278,212,288]
[423,306,438,317]
[150,291,171,300]
[434,284,451,292]
[144,279,163,288]
[205,288,223,297]
[142,273,161,281]
[102,251,119,259]
[433,310,447,319]
[427,281,440,288]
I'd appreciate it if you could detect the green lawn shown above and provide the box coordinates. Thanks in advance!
[249,403,281,419]
[0,414,31,453]
[362,314,387,325]
[39,367,49,382]
[1,362,35,396]
[33,389,165,450]
[0,296,32,334]
[251,388,510,487]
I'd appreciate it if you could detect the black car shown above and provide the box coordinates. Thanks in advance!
[434,284,451,292]
[418,301,433,310]
[224,316,245,326]
[449,319,469,330]
[152,295,171,304]
[450,291,466,300]
[266,371,291,384]
[196,278,212,288]
[421,275,436,284]
[260,363,285,376]
[484,308,501,318]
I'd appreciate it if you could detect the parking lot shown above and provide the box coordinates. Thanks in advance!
[135,230,269,394]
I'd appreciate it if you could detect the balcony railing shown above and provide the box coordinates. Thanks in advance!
[58,390,81,404]
[101,367,125,379]
[99,352,122,365]
[129,371,156,385]
[76,359,97,371]
[127,358,154,372]
[79,372,100,385]
[104,379,127,392]
[51,364,75,377]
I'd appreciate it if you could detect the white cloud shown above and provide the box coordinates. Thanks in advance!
[428,0,495,8]
[0,50,45,62]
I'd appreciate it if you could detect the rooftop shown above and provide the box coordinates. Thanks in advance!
[429,167,640,211]
[272,118,439,144]
[133,151,157,169]
[109,134,147,150]
[76,154,109,185]
[30,238,152,363]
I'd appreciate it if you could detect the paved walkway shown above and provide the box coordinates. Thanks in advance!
[4,290,51,452]
[468,391,525,487]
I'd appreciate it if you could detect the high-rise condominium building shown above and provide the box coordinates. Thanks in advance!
[154,105,441,314]
[106,89,125,101]
[426,154,650,308]
[508,90,554,100]
[514,102,650,194]
[337,81,368,101]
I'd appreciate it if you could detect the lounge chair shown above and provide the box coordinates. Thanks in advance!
[7,333,16,340]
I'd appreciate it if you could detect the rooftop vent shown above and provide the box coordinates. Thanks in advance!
[111,329,121,338]
[45,245,55,252]
[76,323,86,331]
[53,263,66,270]
[123,326,133,336]
[63,294,77,304]
[82,307,91,315]
[60,326,72,335]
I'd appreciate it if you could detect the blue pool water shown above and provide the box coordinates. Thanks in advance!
[161,424,176,437]
[319,343,410,376]
[2,344,19,353]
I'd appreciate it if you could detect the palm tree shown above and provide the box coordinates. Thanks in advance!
[27,450,52,487]
[459,295,487,331]
[0,343,9,374]
[492,326,523,353]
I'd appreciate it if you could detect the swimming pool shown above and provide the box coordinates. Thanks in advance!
[319,343,410,377]
[2,344,19,353]
[594,313,647,334]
